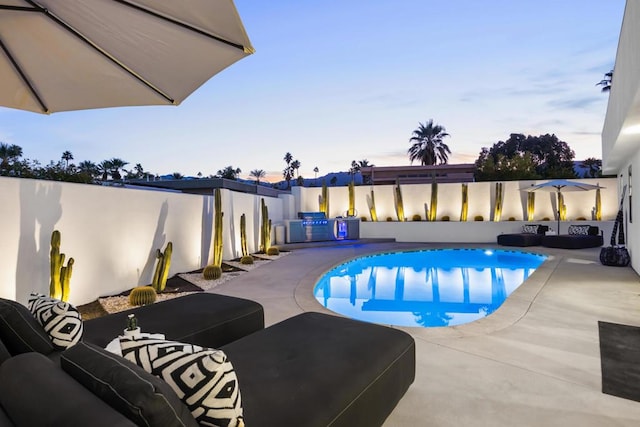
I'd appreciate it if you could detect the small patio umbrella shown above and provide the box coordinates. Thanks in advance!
[526,179,603,234]
[0,0,254,114]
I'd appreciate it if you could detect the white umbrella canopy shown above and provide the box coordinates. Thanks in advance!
[526,179,603,233]
[0,0,254,114]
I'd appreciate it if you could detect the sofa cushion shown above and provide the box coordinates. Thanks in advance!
[28,294,83,350]
[0,352,136,427]
[0,297,54,356]
[588,226,600,236]
[222,312,415,427]
[120,337,243,427]
[568,225,590,235]
[61,342,198,427]
[83,293,264,349]
[0,339,10,366]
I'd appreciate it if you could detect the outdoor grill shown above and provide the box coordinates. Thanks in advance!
[285,212,359,243]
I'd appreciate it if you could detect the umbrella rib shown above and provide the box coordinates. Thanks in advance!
[0,38,49,113]
[113,0,253,53]
[17,0,175,105]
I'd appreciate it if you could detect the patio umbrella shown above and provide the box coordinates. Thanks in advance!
[526,179,603,234]
[0,0,254,114]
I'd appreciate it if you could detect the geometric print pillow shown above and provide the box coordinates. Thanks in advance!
[522,224,539,234]
[27,293,83,350]
[567,225,590,235]
[120,337,244,427]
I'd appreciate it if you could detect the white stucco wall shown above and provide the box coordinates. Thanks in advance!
[0,177,283,305]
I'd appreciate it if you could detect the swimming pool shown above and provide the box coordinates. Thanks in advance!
[313,248,547,328]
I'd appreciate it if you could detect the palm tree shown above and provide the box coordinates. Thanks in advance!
[78,160,99,180]
[61,151,74,169]
[597,70,613,92]
[250,169,266,184]
[108,158,129,181]
[358,159,373,168]
[98,159,113,181]
[408,120,451,165]
[291,159,301,177]
[0,142,23,175]
[172,172,184,179]
[283,152,294,189]
[313,166,319,178]
[217,166,242,180]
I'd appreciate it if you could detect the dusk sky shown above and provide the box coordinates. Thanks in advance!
[0,1,626,182]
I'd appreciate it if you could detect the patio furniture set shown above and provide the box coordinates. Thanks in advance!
[497,224,604,249]
[0,293,415,427]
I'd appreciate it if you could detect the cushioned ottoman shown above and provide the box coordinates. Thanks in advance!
[222,312,416,427]
[83,293,264,348]
[497,224,549,247]
[542,225,603,249]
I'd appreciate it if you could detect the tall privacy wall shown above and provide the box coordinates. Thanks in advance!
[0,177,283,305]
[293,178,619,241]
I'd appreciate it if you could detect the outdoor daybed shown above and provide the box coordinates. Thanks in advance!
[497,224,549,247]
[0,293,415,427]
[541,225,604,249]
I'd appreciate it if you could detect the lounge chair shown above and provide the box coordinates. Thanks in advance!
[497,224,549,247]
[541,225,603,249]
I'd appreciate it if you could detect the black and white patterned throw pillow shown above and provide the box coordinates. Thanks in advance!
[522,225,539,234]
[27,294,83,350]
[120,337,243,427]
[567,225,590,235]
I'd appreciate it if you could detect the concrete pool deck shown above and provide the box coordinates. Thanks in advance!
[210,242,640,426]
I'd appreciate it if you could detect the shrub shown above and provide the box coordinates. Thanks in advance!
[360,216,368,221]
[542,217,551,221]
[576,216,587,221]
[386,217,393,222]
[508,217,516,221]
[441,215,450,221]
[474,215,484,222]
[412,214,422,221]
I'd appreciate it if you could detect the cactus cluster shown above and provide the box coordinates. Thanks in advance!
[240,255,254,265]
[428,181,438,222]
[260,198,271,253]
[50,230,74,302]
[203,189,224,280]
[527,191,535,221]
[460,183,469,222]
[203,264,222,280]
[493,182,503,222]
[394,179,405,222]
[319,181,329,217]
[151,242,172,292]
[129,286,157,306]
[347,181,356,217]
[366,190,378,222]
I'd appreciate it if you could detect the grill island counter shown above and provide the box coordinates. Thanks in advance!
[285,212,360,243]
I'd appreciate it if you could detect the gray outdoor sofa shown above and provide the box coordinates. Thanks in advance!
[0,292,415,427]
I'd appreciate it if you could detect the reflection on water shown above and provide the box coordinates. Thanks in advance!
[314,249,546,328]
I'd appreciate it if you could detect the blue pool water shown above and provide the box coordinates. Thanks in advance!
[313,249,547,328]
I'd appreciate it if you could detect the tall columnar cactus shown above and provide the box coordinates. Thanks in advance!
[347,181,355,217]
[319,181,329,217]
[50,230,74,302]
[558,193,567,221]
[595,187,602,220]
[366,189,378,221]
[239,213,253,265]
[240,214,249,257]
[493,182,503,222]
[428,181,438,222]
[394,179,405,222]
[460,183,469,222]
[260,198,273,253]
[203,189,223,280]
[151,242,172,292]
[527,191,535,221]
